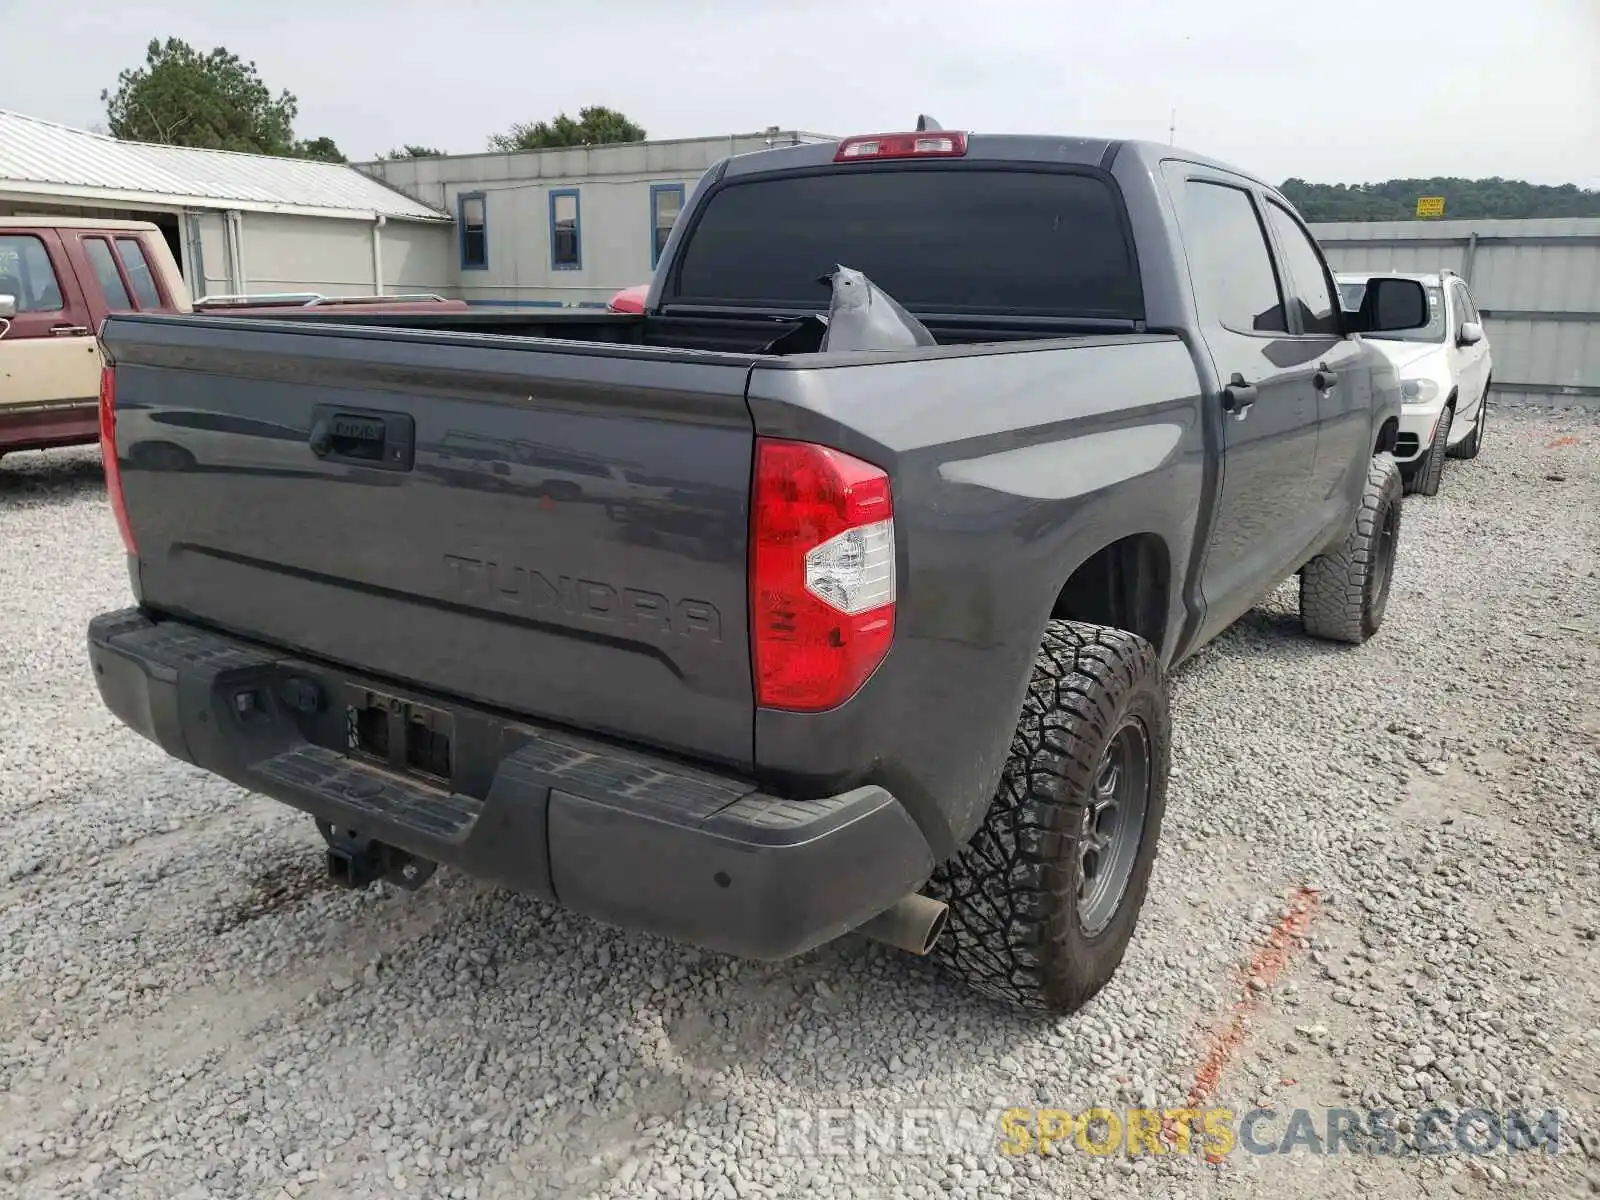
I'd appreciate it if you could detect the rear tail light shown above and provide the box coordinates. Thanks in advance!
[99,365,136,554]
[833,131,968,162]
[751,438,895,711]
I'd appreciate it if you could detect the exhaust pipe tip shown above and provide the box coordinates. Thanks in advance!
[856,892,949,956]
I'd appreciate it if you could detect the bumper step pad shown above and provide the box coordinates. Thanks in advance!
[257,745,481,842]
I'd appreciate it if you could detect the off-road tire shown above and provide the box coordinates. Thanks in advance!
[926,621,1169,1014]
[1299,453,1402,643]
[1413,406,1452,497]
[1448,388,1488,460]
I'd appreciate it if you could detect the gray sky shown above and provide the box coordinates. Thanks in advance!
[6,0,1597,186]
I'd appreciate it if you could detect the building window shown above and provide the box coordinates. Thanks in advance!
[650,184,684,268]
[459,192,487,270]
[550,189,581,271]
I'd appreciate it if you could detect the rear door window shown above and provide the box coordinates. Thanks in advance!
[672,167,1142,319]
[83,238,134,310]
[0,234,65,312]
[116,238,163,308]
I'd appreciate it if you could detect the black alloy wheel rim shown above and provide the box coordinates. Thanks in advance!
[1369,500,1399,625]
[1077,719,1152,937]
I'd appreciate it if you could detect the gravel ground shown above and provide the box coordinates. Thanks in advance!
[1,409,1598,1200]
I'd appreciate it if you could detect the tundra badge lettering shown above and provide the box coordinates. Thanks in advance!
[444,554,722,642]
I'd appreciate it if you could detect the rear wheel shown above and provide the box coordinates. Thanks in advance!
[1449,387,1488,459]
[927,621,1169,1013]
[1413,406,1452,498]
[1299,453,1403,643]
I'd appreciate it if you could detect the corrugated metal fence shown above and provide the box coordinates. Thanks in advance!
[1308,217,1600,411]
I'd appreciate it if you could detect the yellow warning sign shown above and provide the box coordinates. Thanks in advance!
[1416,196,1445,218]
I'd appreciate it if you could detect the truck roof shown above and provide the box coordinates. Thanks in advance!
[0,215,163,232]
[722,133,1275,192]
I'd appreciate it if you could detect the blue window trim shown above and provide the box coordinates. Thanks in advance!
[649,183,685,269]
[549,188,582,271]
[458,191,488,271]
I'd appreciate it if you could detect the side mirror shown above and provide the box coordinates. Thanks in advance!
[1356,277,1429,333]
[0,294,16,320]
[1457,321,1484,346]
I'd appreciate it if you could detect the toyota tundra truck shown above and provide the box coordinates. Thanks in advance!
[86,128,1428,1013]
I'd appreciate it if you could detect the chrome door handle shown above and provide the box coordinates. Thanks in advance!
[50,325,91,337]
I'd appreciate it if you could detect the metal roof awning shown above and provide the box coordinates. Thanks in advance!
[0,109,450,223]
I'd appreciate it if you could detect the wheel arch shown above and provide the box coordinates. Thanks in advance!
[1374,416,1399,456]
[1049,532,1173,656]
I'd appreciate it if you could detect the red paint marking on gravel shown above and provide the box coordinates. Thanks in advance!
[1162,886,1321,1159]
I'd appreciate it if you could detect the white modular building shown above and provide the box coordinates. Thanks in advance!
[357,129,835,308]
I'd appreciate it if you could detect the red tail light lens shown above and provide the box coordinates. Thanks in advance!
[99,366,136,554]
[751,438,895,711]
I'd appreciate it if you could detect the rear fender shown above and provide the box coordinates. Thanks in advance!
[744,338,1205,855]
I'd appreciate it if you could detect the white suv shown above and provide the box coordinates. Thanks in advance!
[1336,271,1492,496]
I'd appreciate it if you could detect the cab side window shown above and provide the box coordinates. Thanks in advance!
[1180,180,1288,335]
[0,234,65,312]
[1264,201,1340,336]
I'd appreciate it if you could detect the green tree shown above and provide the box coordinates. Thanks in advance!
[103,37,296,152]
[102,37,345,162]
[488,106,646,152]
[376,145,447,160]
[1282,176,1600,222]
[292,136,346,163]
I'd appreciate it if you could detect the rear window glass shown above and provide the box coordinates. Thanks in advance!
[671,168,1142,319]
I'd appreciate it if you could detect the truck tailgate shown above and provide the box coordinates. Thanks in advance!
[100,315,757,769]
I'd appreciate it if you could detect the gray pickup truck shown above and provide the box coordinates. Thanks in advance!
[87,128,1428,1013]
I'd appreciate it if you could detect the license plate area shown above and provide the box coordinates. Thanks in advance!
[344,687,454,786]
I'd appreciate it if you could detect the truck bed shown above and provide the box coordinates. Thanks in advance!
[256,304,1144,355]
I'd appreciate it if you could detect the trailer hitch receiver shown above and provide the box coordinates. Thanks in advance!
[317,821,438,891]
